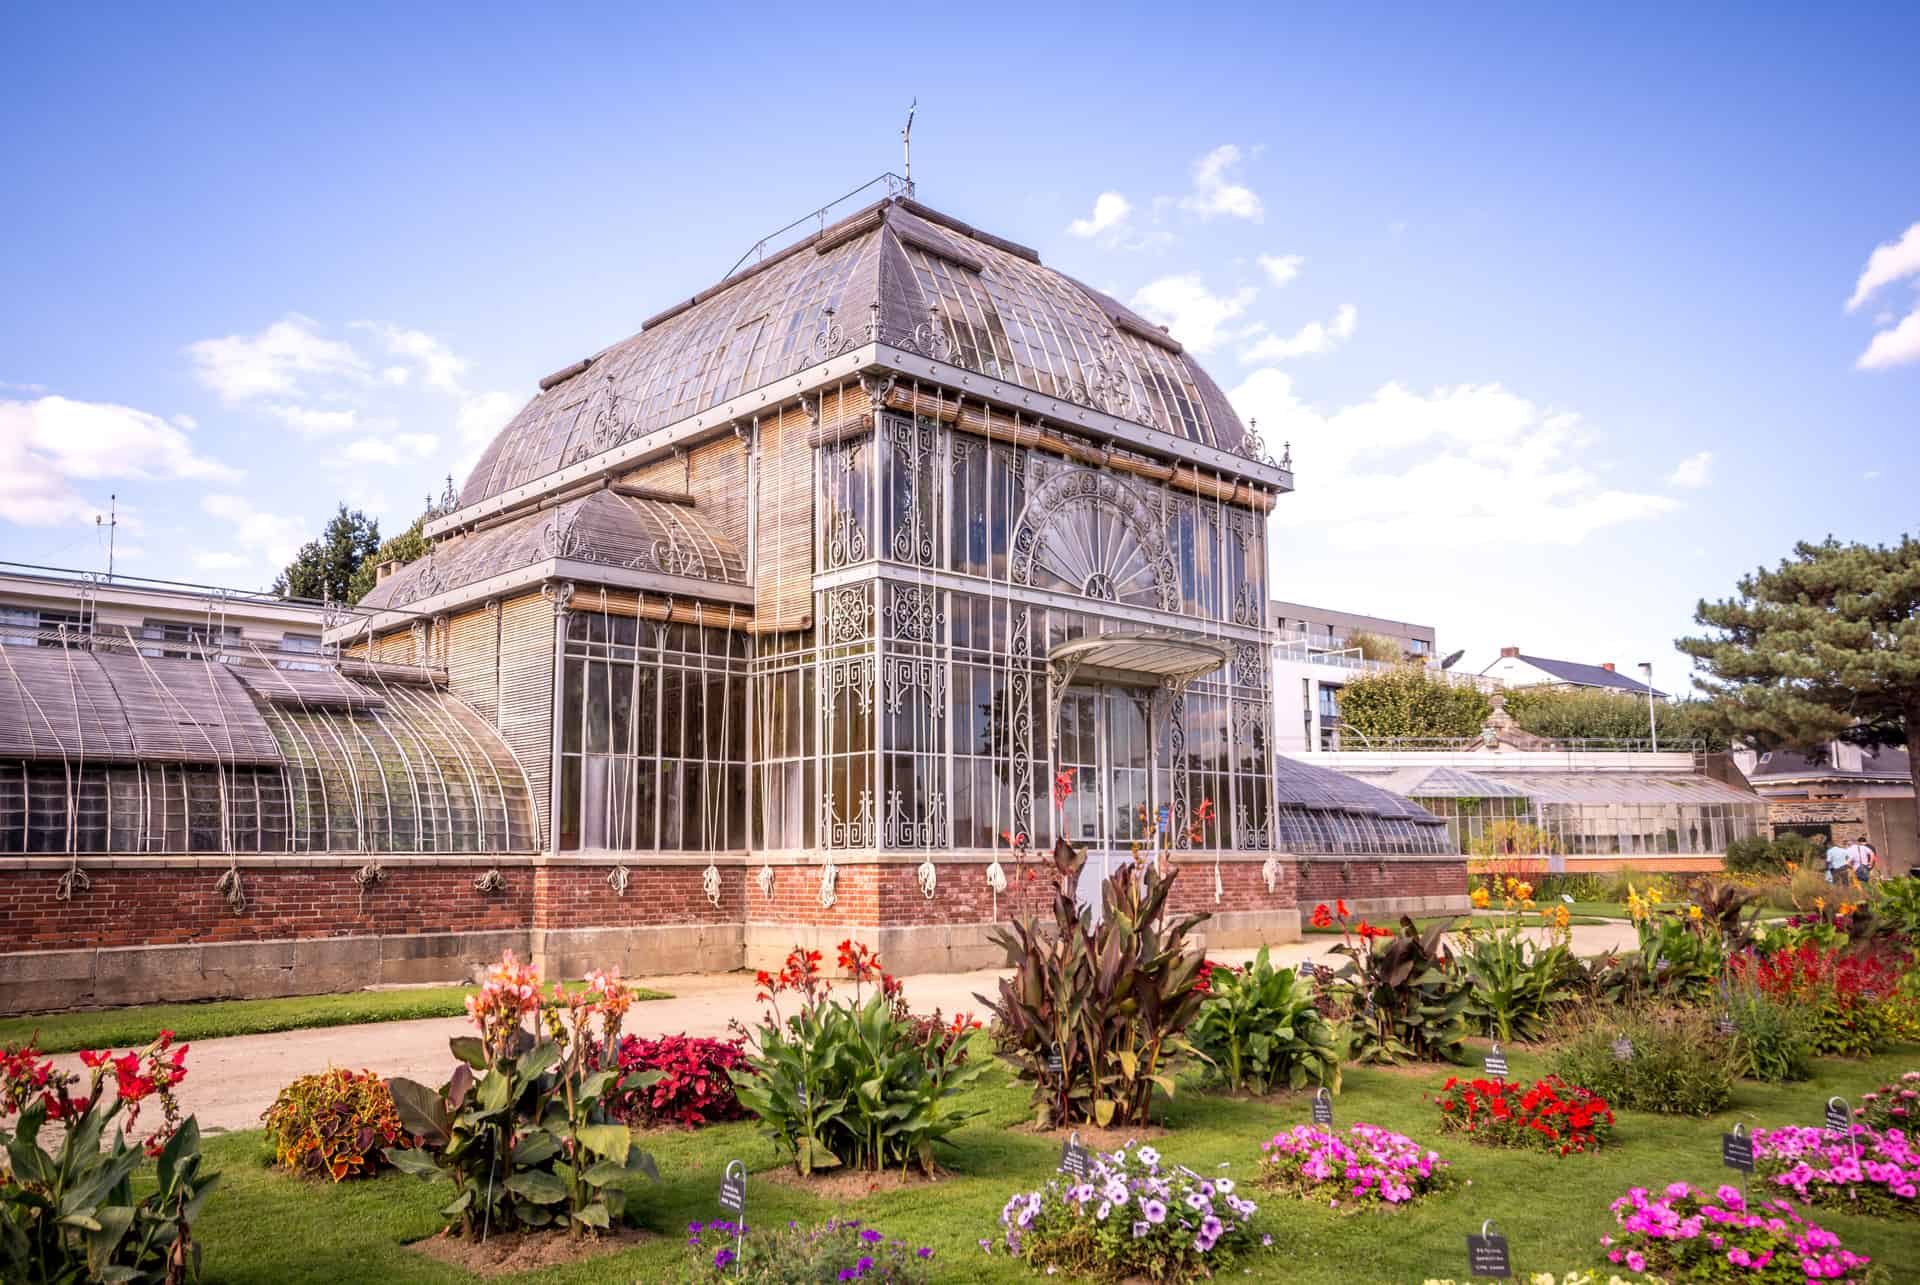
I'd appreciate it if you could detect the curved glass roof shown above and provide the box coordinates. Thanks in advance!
[459,199,1251,507]
[0,639,535,855]
[1272,753,1456,855]
[360,489,744,613]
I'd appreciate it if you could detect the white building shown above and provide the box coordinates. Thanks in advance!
[1479,646,1669,697]
[0,562,333,663]
[1269,600,1490,753]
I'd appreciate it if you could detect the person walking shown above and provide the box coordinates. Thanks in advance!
[1825,839,1852,884]
[1857,840,1878,884]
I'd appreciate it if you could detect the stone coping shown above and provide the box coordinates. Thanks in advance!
[0,850,1465,872]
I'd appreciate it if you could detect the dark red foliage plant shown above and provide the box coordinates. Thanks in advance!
[607,1032,753,1129]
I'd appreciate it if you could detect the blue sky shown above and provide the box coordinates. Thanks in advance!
[2,3,1915,685]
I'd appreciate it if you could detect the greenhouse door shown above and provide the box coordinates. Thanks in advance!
[1055,685,1153,921]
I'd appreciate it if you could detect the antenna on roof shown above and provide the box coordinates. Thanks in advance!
[95,493,117,583]
[901,99,916,197]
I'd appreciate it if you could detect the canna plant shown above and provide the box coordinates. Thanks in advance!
[1456,877,1578,1042]
[384,952,660,1239]
[1,1034,217,1284]
[980,829,1209,1127]
[1326,909,1471,1065]
[730,941,985,1175]
[1189,946,1343,1094]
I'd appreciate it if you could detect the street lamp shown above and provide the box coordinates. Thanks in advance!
[1637,662,1657,752]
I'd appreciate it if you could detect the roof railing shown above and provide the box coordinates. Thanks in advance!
[723,172,913,279]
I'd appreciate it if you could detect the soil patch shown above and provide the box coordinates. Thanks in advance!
[1016,1121,1169,1150]
[756,1164,948,1200]
[405,1225,650,1277]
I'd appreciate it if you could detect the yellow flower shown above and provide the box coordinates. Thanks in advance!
[1688,904,1703,921]
[1522,899,1535,910]
[1648,887,1663,905]
[1815,896,1826,911]
[1839,902,1855,917]
[1471,887,1489,909]
[1555,905,1571,930]
[1516,881,1534,900]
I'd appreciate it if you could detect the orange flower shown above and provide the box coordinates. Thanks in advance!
[1312,903,1333,929]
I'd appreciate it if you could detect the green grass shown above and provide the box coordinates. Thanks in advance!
[179,1037,1920,1283]
[1302,912,1610,937]
[0,983,670,1054]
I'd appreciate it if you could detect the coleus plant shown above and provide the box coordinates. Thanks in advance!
[978,833,1209,1127]
[385,952,660,1239]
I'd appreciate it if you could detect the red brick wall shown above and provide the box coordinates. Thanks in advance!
[532,864,742,928]
[1297,858,1468,909]
[0,865,532,952]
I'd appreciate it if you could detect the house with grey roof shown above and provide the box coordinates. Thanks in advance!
[1480,646,1670,697]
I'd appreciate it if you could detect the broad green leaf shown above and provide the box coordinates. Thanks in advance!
[504,1169,567,1204]
[576,1123,631,1163]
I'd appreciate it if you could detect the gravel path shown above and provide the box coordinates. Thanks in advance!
[45,921,1636,1135]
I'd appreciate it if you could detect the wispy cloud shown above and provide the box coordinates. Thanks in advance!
[200,493,309,567]
[1667,450,1713,489]
[1846,222,1920,370]
[1239,304,1357,362]
[1255,253,1304,287]
[1127,275,1257,354]
[0,395,239,527]
[1179,145,1263,222]
[188,314,366,402]
[1067,192,1132,240]
[1846,222,1920,312]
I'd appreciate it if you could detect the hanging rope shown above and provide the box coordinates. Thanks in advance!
[818,855,837,908]
[54,856,90,902]
[607,863,631,897]
[916,855,937,900]
[702,861,722,908]
[214,863,246,914]
[756,862,774,900]
[1261,855,1282,895]
[473,868,505,894]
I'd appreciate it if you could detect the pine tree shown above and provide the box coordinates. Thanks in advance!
[273,505,381,603]
[1678,535,1920,825]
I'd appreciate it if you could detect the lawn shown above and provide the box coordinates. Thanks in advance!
[183,1036,1920,1283]
[0,982,671,1054]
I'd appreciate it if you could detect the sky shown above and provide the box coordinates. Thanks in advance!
[2,3,1916,687]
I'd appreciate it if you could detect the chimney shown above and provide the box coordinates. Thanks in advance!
[377,560,397,583]
[1601,662,1616,672]
[1499,646,1519,658]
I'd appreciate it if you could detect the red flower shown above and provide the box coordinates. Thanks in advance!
[78,1049,111,1069]
[1311,903,1333,929]
[1335,898,1349,919]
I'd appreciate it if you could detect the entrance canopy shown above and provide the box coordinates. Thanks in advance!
[1046,630,1234,687]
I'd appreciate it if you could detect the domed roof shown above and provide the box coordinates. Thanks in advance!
[460,198,1251,507]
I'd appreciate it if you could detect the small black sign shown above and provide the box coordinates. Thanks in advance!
[1722,1132,1754,1173]
[1059,1137,1090,1178]
[1311,1089,1333,1126]
[1716,1014,1736,1035]
[718,1164,747,1215]
[1044,1051,1064,1078]
[1466,1232,1512,1278]
[1825,1100,1851,1134]
[1483,1047,1509,1078]
[1611,1037,1634,1063]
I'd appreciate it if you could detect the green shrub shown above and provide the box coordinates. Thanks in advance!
[1549,1008,1736,1115]
[261,1067,412,1181]
[1726,833,1822,876]
[1503,686,1729,748]
[385,953,660,1237]
[1724,990,1815,1083]
[734,941,985,1175]
[1874,877,1920,944]
[1532,873,1608,902]
[982,838,1208,1127]
[1329,915,1472,1065]
[1457,904,1578,1043]
[1336,664,1491,741]
[1190,947,1342,1094]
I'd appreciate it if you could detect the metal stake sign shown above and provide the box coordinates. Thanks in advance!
[717,1160,747,1273]
[1311,1086,1333,1127]
[1825,1096,1861,1186]
[1721,1123,1753,1208]
[1059,1129,1091,1179]
[1483,1041,1508,1078]
[1611,1036,1635,1063]
[1466,1218,1512,1279]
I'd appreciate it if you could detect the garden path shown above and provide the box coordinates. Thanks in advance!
[48,922,1634,1136]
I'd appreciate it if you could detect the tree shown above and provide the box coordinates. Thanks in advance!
[274,505,381,603]
[1336,664,1491,742]
[1342,630,1405,663]
[347,514,430,604]
[1677,534,1920,825]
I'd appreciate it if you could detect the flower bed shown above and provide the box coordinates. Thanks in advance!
[1729,943,1904,1057]
[1753,1124,1920,1217]
[1432,1075,1614,1156]
[991,1142,1265,1282]
[1257,1123,1449,1208]
[684,1217,935,1282]
[1603,1181,1876,1282]
[1857,1071,1918,1132]
[261,1066,411,1180]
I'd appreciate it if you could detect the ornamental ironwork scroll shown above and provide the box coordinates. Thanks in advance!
[825,585,872,646]
[883,583,943,644]
[885,786,947,850]
[823,439,869,569]
[1009,606,1036,846]
[881,655,945,721]
[883,415,939,567]
[1010,467,1181,614]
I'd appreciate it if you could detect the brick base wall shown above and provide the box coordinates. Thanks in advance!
[1297,856,1470,914]
[0,850,1456,1012]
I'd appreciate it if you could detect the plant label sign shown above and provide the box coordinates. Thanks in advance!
[1722,1131,1754,1173]
[718,1160,747,1215]
[1466,1228,1512,1279]
[1717,1013,1736,1035]
[1059,1131,1090,1179]
[1311,1087,1333,1126]
[1611,1037,1634,1063]
[1044,1050,1063,1078]
[1825,1098,1851,1134]
[1483,1043,1509,1078]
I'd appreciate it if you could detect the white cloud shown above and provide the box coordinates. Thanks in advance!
[188,314,366,402]
[382,366,410,385]
[356,322,469,393]
[1845,222,1920,312]
[1239,304,1357,362]
[265,404,359,435]
[1127,275,1257,354]
[1256,253,1304,287]
[1179,145,1263,222]
[456,390,518,443]
[1667,450,1713,489]
[343,433,439,465]
[1230,370,1678,549]
[1856,306,1920,370]
[192,551,250,572]
[0,396,240,526]
[200,494,309,567]
[1068,192,1132,240]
